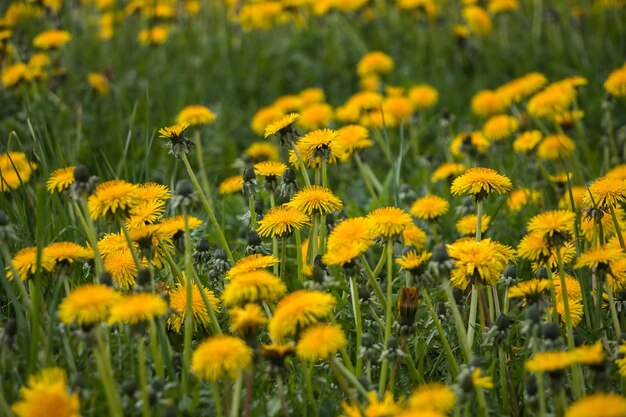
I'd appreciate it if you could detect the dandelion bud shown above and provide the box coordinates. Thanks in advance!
[541,323,560,340]
[99,271,113,287]
[175,179,194,197]
[73,165,90,183]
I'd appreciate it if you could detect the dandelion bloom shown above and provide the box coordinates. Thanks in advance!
[323,244,370,266]
[604,64,626,97]
[168,278,220,333]
[527,83,576,118]
[298,103,333,131]
[7,246,56,281]
[287,185,343,215]
[507,279,550,304]
[403,223,428,250]
[407,382,456,413]
[1,63,32,88]
[222,270,287,307]
[408,84,439,110]
[357,51,394,77]
[335,124,373,158]
[257,205,309,238]
[138,182,171,201]
[447,238,515,289]
[526,350,577,373]
[176,105,216,126]
[455,214,491,235]
[583,176,626,208]
[58,284,120,326]
[254,161,288,178]
[294,129,343,166]
[450,132,491,158]
[497,72,547,104]
[299,87,325,105]
[33,29,71,49]
[368,207,413,238]
[462,6,492,36]
[245,142,280,162]
[45,242,93,265]
[11,367,80,417]
[103,250,138,288]
[273,95,302,113]
[269,290,336,341]
[264,113,300,138]
[575,244,625,270]
[218,175,243,195]
[251,107,284,136]
[506,188,541,212]
[536,134,576,160]
[513,130,543,153]
[470,90,506,117]
[46,166,75,193]
[226,254,280,279]
[565,394,626,417]
[382,96,415,122]
[396,251,431,272]
[126,199,165,229]
[482,114,518,141]
[138,25,170,45]
[471,368,493,389]
[296,323,346,361]
[527,210,575,243]
[570,341,605,366]
[108,292,168,325]
[431,162,466,183]
[0,151,38,191]
[229,303,267,336]
[450,167,512,200]
[326,217,374,252]
[191,335,253,381]
[410,195,449,221]
[87,73,109,96]
[87,179,141,219]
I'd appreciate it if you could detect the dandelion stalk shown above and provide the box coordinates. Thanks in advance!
[193,129,212,195]
[443,281,472,363]
[349,276,363,377]
[422,290,460,376]
[305,361,319,416]
[378,238,394,395]
[606,279,622,337]
[73,199,103,275]
[212,381,224,417]
[329,356,369,397]
[360,255,387,309]
[295,228,303,283]
[291,144,311,186]
[610,205,625,250]
[94,327,123,417]
[308,214,318,265]
[248,195,257,229]
[138,337,151,417]
[230,371,244,417]
[181,153,234,262]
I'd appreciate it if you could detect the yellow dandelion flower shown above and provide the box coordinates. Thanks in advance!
[410,195,449,221]
[257,205,309,238]
[299,87,325,105]
[607,164,626,181]
[245,141,281,162]
[167,278,220,333]
[229,303,267,336]
[565,394,626,417]
[506,188,541,212]
[191,335,253,381]
[507,279,551,303]
[403,223,428,250]
[455,214,491,235]
[525,350,576,373]
[488,0,519,14]
[287,185,343,216]
[2,63,32,88]
[527,210,575,242]
[87,72,109,96]
[450,167,512,200]
[138,182,171,201]
[513,130,543,153]
[357,51,394,77]
[570,341,605,366]
[273,95,302,113]
[254,161,288,178]
[527,83,576,118]
[298,103,333,131]
[33,29,71,49]
[536,133,576,160]
[138,25,170,45]
[46,166,75,193]
[335,124,373,158]
[605,65,626,97]
[368,207,413,238]
[463,6,492,36]
[251,107,284,136]
[108,292,168,325]
[11,367,80,417]
[431,162,466,183]
[226,254,280,279]
[269,290,336,341]
[175,105,216,126]
[6,247,55,281]
[553,275,582,302]
[482,114,518,141]
[218,175,243,195]
[583,176,626,208]
[396,251,431,271]
[158,122,189,141]
[45,242,93,265]
[159,215,203,239]
[447,238,515,289]
[471,90,507,117]
[294,129,343,166]
[472,367,493,389]
[408,84,439,110]
[407,382,456,413]
[326,217,374,251]
[322,244,368,266]
[296,323,346,361]
[222,270,287,307]
[382,96,415,122]
[559,186,585,211]
[264,113,300,138]
[87,179,141,219]
[104,249,139,289]
[496,72,547,104]
[0,151,38,191]
[450,132,491,158]
[575,244,625,270]
[58,284,120,326]
[126,199,165,229]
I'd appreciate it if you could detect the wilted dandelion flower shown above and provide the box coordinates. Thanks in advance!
[471,90,507,117]
[536,133,576,160]
[565,394,626,417]
[268,290,336,341]
[176,105,216,126]
[58,284,120,326]
[368,207,413,238]
[357,51,394,77]
[450,167,512,201]
[191,335,253,381]
[605,64,626,97]
[33,29,71,49]
[168,278,220,333]
[447,238,515,289]
[257,205,309,238]
[407,382,456,413]
[296,323,346,361]
[46,166,75,193]
[6,246,55,281]
[87,179,141,219]
[226,254,280,279]
[287,185,342,215]
[222,270,287,307]
[410,195,449,221]
[513,130,543,153]
[11,367,80,417]
[455,214,491,235]
[482,114,518,141]
[108,292,168,325]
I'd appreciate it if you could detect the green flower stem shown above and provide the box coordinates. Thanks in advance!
[321,160,328,188]
[305,361,319,416]
[138,337,150,417]
[181,208,195,392]
[148,320,164,378]
[606,279,622,338]
[498,347,509,414]
[118,219,142,270]
[249,195,257,229]
[319,214,327,257]
[230,371,244,417]
[295,228,303,283]
[403,349,424,385]
[610,205,626,250]
[94,328,123,417]
[308,214,318,266]
[28,276,42,373]
[475,200,483,242]
[291,144,311,186]
[72,200,103,276]
[329,357,369,398]
[193,129,212,197]
[467,284,479,349]
[0,242,32,311]
[422,290,460,376]
[181,153,234,262]
[353,152,378,201]
[537,373,547,417]
[277,374,290,417]
[443,282,472,363]
[360,255,387,309]
[280,238,287,282]
[155,319,176,379]
[378,238,394,395]
[212,381,224,417]
[368,304,386,330]
[349,277,363,377]
[272,237,279,275]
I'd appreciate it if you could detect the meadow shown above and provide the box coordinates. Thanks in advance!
[1,0,626,416]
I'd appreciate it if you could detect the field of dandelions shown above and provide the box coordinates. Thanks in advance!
[2,1,626,416]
